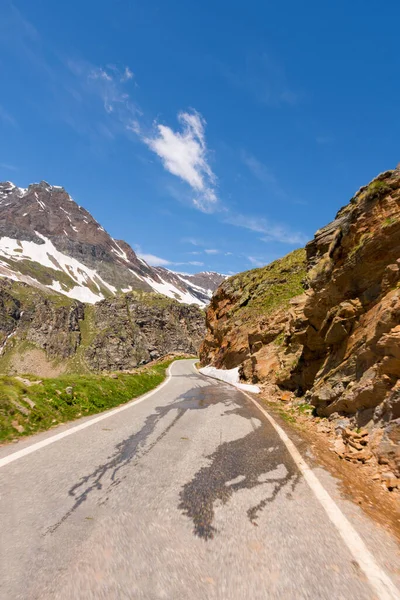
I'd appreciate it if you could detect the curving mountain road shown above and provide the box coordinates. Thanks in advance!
[1,359,399,599]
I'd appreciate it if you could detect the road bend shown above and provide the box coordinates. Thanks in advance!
[1,359,399,599]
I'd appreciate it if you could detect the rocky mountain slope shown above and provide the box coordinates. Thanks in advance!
[0,181,224,306]
[200,248,306,375]
[200,166,400,480]
[0,279,205,377]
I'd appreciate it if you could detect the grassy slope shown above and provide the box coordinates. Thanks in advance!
[224,248,306,323]
[0,356,191,443]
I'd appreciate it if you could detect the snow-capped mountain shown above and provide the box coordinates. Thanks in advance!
[0,181,225,306]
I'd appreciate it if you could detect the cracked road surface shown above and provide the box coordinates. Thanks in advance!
[1,359,399,599]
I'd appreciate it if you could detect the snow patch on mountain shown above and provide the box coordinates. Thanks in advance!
[0,180,225,307]
[143,275,205,307]
[0,233,116,303]
[50,280,104,303]
[177,274,213,298]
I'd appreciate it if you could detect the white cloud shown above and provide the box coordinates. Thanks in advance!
[121,67,134,82]
[225,213,308,245]
[247,256,265,267]
[63,62,140,124]
[137,250,204,268]
[144,110,218,213]
[138,253,171,266]
[89,67,112,82]
[204,248,219,254]
[86,65,136,114]
[126,119,141,134]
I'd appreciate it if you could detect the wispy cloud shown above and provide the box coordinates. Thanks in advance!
[0,162,18,171]
[0,3,140,143]
[144,111,218,213]
[241,151,294,202]
[242,152,276,186]
[65,61,140,127]
[224,213,308,245]
[137,252,172,266]
[247,256,266,267]
[71,69,218,215]
[1,5,218,214]
[182,238,223,256]
[121,66,134,82]
[86,65,137,116]
[182,237,202,246]
[1,3,304,259]
[137,249,204,268]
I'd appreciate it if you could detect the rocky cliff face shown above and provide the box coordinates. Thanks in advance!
[200,248,306,378]
[201,167,400,479]
[0,181,224,306]
[84,293,204,372]
[0,280,204,376]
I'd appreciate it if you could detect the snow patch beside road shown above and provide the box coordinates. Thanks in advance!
[199,365,260,393]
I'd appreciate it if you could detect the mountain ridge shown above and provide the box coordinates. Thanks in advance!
[0,180,225,306]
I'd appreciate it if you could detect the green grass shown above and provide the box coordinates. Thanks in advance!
[123,289,185,309]
[273,331,286,346]
[262,398,315,427]
[364,179,391,199]
[224,248,306,323]
[9,281,75,308]
[0,356,191,443]
[270,404,297,424]
[348,233,372,258]
[0,256,76,291]
[296,401,315,415]
[66,304,97,374]
[382,216,398,228]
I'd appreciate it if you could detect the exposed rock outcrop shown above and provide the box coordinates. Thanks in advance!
[201,167,400,478]
[84,293,205,371]
[200,248,306,384]
[0,280,205,375]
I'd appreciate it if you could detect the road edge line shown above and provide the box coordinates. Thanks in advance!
[197,366,400,600]
[0,361,178,469]
[243,391,400,600]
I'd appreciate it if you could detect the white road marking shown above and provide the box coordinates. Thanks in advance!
[3,360,399,599]
[198,365,400,600]
[0,363,175,469]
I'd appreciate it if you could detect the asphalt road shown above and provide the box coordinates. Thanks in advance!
[1,359,399,599]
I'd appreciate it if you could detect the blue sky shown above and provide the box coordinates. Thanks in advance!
[1,0,399,274]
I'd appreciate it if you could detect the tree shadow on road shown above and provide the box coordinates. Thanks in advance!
[178,398,300,540]
[46,381,299,538]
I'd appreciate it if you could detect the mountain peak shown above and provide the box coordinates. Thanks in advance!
[0,180,224,306]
